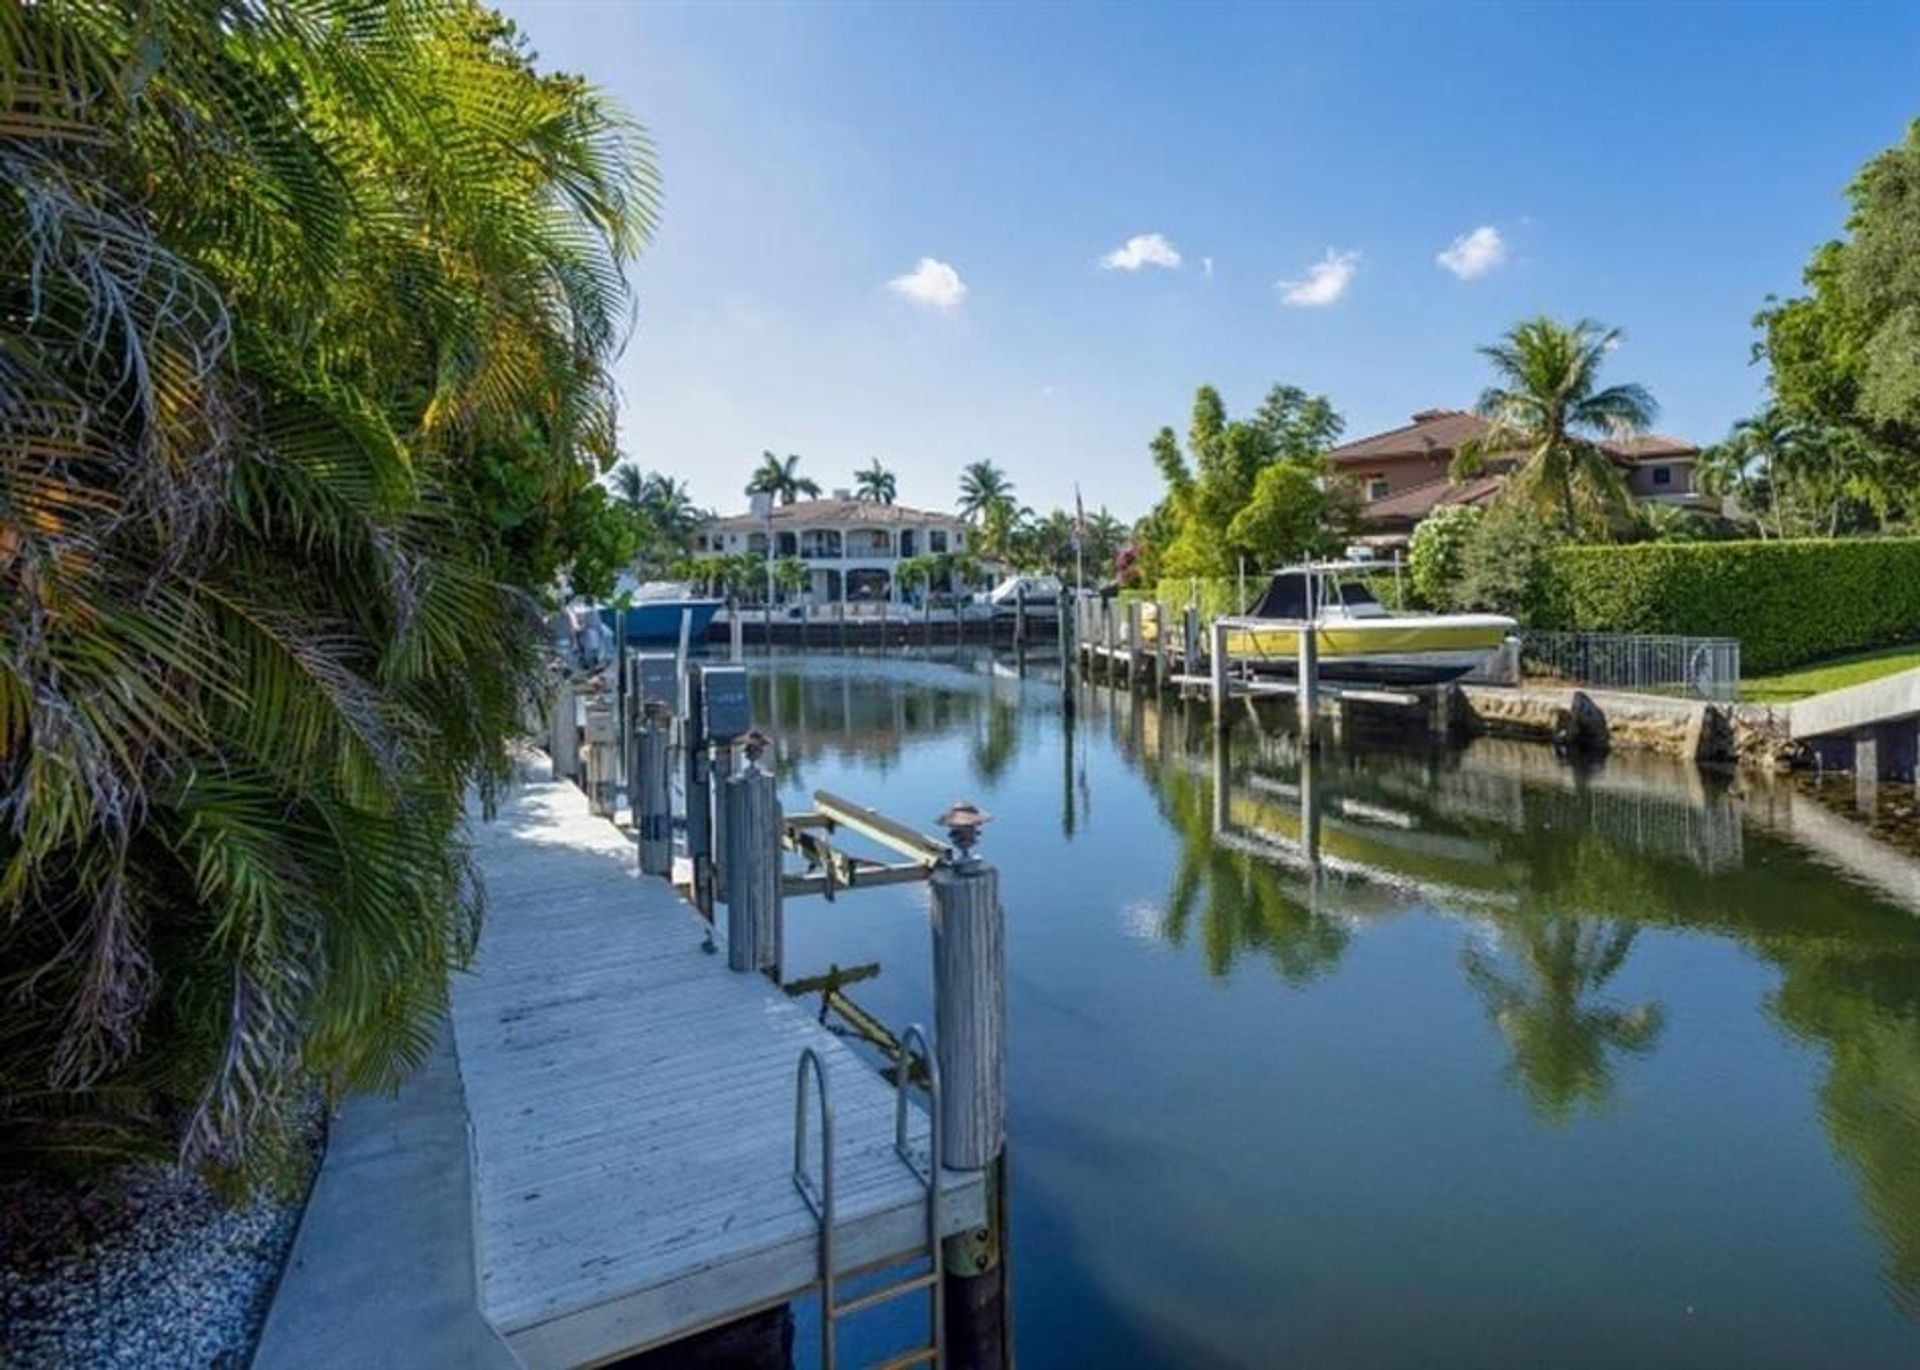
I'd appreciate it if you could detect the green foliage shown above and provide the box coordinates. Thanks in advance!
[1407,506,1484,608]
[1457,316,1656,539]
[1752,121,1920,527]
[957,461,1013,522]
[772,555,811,599]
[0,0,653,1182]
[1226,460,1343,567]
[1151,577,1257,621]
[854,459,897,504]
[1546,539,1920,674]
[746,452,820,505]
[1452,505,1570,622]
[1638,502,1738,545]
[564,486,644,601]
[610,464,702,574]
[1762,119,1920,458]
[1147,383,1346,577]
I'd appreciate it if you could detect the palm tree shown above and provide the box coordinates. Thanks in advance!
[854,459,897,504]
[1,1,655,1180]
[1453,317,1658,538]
[641,474,701,544]
[612,462,650,513]
[957,461,1014,522]
[747,452,821,506]
[1703,407,1854,538]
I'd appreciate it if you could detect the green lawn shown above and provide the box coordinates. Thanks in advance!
[1741,643,1920,703]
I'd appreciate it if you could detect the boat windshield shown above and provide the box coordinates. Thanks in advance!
[1325,575,1391,619]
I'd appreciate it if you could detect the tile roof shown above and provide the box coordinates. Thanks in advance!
[1328,410,1487,462]
[701,498,966,532]
[1361,473,1507,526]
[1329,409,1697,464]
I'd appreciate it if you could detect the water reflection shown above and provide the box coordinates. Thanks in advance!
[1109,683,1920,1314]
[752,657,1920,1348]
[1460,917,1665,1122]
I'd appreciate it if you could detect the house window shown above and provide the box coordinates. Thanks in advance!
[1652,466,1672,487]
[929,530,948,554]
[1365,476,1391,502]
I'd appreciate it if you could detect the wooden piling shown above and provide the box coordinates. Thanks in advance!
[711,744,734,905]
[683,664,715,921]
[636,717,672,877]
[550,681,580,780]
[729,603,744,663]
[1126,600,1144,687]
[931,846,1008,1369]
[723,762,781,975]
[1209,619,1230,731]
[1297,624,1319,749]
[1183,604,1199,680]
[1156,602,1172,687]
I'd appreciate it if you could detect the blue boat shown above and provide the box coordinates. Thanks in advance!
[598,583,724,646]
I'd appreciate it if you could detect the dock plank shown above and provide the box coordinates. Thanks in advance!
[453,755,983,1367]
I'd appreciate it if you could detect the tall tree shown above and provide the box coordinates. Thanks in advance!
[1147,383,1346,577]
[746,451,820,505]
[957,461,1013,522]
[1453,317,1657,538]
[0,0,655,1180]
[854,458,897,504]
[1756,119,1920,522]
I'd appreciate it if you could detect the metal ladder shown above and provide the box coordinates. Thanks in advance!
[794,1026,945,1370]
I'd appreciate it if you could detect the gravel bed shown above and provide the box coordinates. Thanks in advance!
[1,1106,322,1370]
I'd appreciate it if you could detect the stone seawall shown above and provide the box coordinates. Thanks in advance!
[1457,684,1795,769]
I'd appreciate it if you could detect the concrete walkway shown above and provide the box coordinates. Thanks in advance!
[252,1028,516,1370]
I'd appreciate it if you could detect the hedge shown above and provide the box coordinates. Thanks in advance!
[1545,538,1920,675]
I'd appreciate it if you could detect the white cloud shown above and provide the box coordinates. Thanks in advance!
[1201,256,1214,280]
[1100,232,1182,272]
[1277,249,1360,307]
[887,257,967,309]
[1436,225,1507,280]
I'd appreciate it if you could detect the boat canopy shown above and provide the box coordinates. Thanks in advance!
[1247,567,1386,621]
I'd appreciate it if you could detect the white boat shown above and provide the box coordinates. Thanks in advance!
[1202,563,1514,686]
[975,574,1066,618]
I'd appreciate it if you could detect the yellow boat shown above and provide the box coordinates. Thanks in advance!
[1164,564,1515,687]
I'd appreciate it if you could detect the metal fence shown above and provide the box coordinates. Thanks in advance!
[1518,630,1741,702]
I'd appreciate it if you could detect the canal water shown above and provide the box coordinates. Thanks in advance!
[750,651,1920,1368]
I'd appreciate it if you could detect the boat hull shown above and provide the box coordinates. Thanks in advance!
[600,600,723,645]
[1153,615,1513,686]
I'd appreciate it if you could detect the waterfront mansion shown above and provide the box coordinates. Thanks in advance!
[692,496,975,606]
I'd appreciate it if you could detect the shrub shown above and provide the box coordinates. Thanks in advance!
[1453,505,1571,622]
[1153,576,1254,619]
[1407,506,1484,608]
[1546,538,1920,673]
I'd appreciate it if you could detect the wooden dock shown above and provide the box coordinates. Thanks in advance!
[453,755,985,1367]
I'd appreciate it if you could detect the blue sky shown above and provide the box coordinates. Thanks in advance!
[501,1,1920,520]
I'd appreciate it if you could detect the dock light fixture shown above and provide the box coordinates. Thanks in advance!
[937,801,991,860]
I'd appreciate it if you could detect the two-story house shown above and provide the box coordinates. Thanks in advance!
[1327,409,1708,546]
[692,496,974,607]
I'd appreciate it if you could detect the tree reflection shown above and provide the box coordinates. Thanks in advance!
[970,692,1022,784]
[1461,916,1665,1122]
[1152,756,1351,984]
[1771,948,1920,1318]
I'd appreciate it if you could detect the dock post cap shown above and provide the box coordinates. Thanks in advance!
[937,801,991,859]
